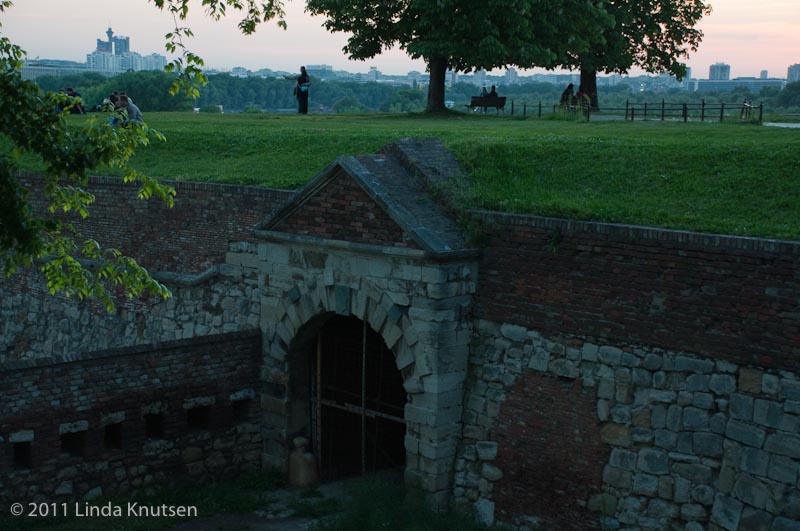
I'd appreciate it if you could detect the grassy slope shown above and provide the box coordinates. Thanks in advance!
[10,112,800,239]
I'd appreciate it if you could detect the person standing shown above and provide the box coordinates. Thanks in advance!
[294,66,311,114]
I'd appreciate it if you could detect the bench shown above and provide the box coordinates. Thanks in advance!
[466,96,506,113]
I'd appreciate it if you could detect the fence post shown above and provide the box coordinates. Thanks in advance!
[523,103,526,117]
[644,102,648,118]
[585,103,591,121]
[625,99,629,120]
[511,100,514,115]
[661,99,665,121]
[701,99,705,122]
[682,103,688,122]
[631,106,635,121]
[758,102,763,123]
[720,102,725,122]
[538,101,542,117]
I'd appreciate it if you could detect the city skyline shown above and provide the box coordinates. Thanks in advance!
[2,0,798,78]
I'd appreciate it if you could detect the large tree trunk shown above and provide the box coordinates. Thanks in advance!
[426,55,448,113]
[580,67,599,111]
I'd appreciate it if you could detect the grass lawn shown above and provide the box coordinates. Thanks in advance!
[8,112,800,239]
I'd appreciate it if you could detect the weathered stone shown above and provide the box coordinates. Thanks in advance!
[693,432,723,457]
[683,407,710,431]
[499,323,527,342]
[711,494,743,531]
[598,399,610,422]
[693,392,715,409]
[681,504,708,522]
[733,474,770,509]
[480,463,503,481]
[686,374,710,392]
[637,448,669,475]
[773,517,800,531]
[473,497,495,526]
[674,477,691,503]
[740,447,770,476]
[643,353,663,371]
[603,465,633,489]
[549,358,578,379]
[84,486,103,500]
[763,374,781,395]
[475,441,498,461]
[768,455,799,485]
[738,508,773,531]
[754,399,785,430]
[651,405,667,429]
[611,405,632,424]
[631,428,654,443]
[528,350,550,372]
[730,393,754,421]
[675,355,714,373]
[692,484,716,506]
[673,463,713,484]
[765,433,800,459]
[632,473,659,496]
[599,346,623,365]
[739,368,764,394]
[610,448,637,471]
[601,423,632,447]
[182,446,204,463]
[588,493,618,515]
[654,429,677,450]
[710,412,728,434]
[726,419,767,448]
[710,374,736,395]
[666,405,682,431]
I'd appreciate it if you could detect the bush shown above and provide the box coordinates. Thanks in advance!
[199,104,223,113]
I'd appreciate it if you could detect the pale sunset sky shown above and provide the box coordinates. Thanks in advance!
[2,0,798,78]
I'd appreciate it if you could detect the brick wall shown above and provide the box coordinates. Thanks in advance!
[491,372,608,530]
[0,331,262,502]
[19,173,293,273]
[274,170,419,249]
[474,212,800,373]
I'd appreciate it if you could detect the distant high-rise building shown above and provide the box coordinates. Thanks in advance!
[789,64,800,83]
[760,70,768,79]
[86,27,166,73]
[504,67,518,85]
[709,63,730,80]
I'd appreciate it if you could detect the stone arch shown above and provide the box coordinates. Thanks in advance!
[268,281,424,387]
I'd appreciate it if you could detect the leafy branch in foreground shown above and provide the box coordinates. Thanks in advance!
[1,5,173,311]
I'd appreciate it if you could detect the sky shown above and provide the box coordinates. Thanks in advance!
[2,0,798,78]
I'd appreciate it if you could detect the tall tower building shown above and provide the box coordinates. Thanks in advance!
[789,64,800,83]
[760,70,768,79]
[709,63,730,80]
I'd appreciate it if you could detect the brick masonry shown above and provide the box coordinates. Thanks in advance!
[3,140,800,530]
[0,331,262,502]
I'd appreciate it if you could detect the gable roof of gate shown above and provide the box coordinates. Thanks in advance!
[254,138,471,254]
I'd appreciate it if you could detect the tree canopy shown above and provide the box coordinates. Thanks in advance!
[305,0,613,111]
[0,0,283,310]
[566,0,711,109]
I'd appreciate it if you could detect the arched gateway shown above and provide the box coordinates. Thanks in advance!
[245,141,480,507]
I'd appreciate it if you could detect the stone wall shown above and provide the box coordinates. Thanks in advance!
[474,212,800,373]
[458,320,800,530]
[0,331,262,502]
[1,245,262,364]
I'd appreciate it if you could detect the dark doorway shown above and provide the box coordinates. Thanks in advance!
[311,315,407,481]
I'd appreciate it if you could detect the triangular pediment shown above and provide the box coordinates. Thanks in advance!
[255,141,470,254]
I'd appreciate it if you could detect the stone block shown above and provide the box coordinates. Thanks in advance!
[637,448,669,475]
[475,441,498,461]
[687,374,710,392]
[599,346,623,365]
[734,474,770,509]
[681,503,708,521]
[632,473,659,496]
[603,465,633,490]
[549,358,578,379]
[683,407,710,431]
[601,423,632,447]
[693,433,723,457]
[10,430,34,443]
[643,353,663,371]
[768,455,799,485]
[740,447,770,476]
[739,368,764,394]
[754,399,785,429]
[765,433,800,459]
[773,517,800,531]
[666,405,682,431]
[654,429,677,450]
[528,350,550,372]
[589,493,618,515]
[726,419,767,448]
[499,323,527,342]
[473,498,495,526]
[763,374,781,395]
[710,374,736,395]
[480,463,503,481]
[711,494,743,531]
[59,420,88,434]
[693,392,715,410]
[675,355,714,373]
[739,508,773,531]
[692,484,716,506]
[730,393,755,421]
[610,448,638,471]
[674,463,713,484]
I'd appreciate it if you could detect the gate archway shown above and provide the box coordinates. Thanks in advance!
[311,315,406,480]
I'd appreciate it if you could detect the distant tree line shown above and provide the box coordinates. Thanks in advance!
[33,70,800,115]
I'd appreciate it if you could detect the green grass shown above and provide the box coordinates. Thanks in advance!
[6,111,800,239]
